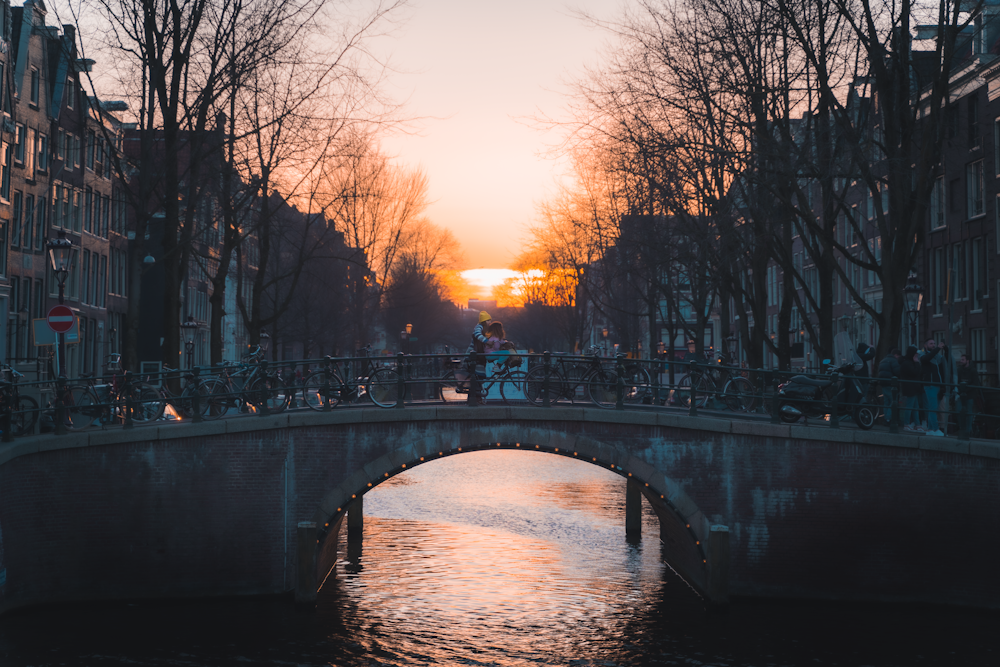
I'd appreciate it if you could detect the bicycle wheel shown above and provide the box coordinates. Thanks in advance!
[676,373,711,408]
[127,382,166,422]
[11,395,39,436]
[438,369,465,403]
[302,369,344,411]
[586,368,620,408]
[175,382,210,419]
[202,378,234,420]
[62,385,100,431]
[368,367,401,408]
[723,376,760,412]
[499,370,527,405]
[247,375,290,413]
[622,364,652,404]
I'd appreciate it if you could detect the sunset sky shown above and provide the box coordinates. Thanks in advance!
[374,0,616,278]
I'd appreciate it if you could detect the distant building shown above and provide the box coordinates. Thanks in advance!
[468,299,496,312]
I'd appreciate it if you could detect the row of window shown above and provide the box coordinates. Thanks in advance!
[51,182,114,238]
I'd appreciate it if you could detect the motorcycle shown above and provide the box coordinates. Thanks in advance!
[777,359,876,430]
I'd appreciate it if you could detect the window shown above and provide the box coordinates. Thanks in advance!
[23,195,33,250]
[57,129,65,161]
[972,237,988,310]
[968,160,985,217]
[52,183,63,229]
[953,242,968,301]
[932,177,945,228]
[36,133,47,172]
[66,78,74,109]
[101,195,109,238]
[34,197,44,251]
[13,124,24,163]
[84,188,92,234]
[73,135,81,168]
[29,67,39,106]
[72,189,81,232]
[0,221,6,278]
[82,251,91,305]
[10,190,21,247]
[25,127,34,174]
[99,255,107,308]
[0,141,11,201]
[86,130,95,170]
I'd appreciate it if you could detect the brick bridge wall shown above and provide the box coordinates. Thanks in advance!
[0,406,998,615]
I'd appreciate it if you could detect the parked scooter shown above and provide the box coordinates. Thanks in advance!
[777,359,876,429]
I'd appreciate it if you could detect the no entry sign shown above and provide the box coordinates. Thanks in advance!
[47,305,75,334]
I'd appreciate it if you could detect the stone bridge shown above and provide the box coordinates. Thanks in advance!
[0,406,998,615]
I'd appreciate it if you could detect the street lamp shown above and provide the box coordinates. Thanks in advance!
[903,272,924,348]
[181,316,199,369]
[400,323,412,354]
[259,330,270,355]
[47,232,76,377]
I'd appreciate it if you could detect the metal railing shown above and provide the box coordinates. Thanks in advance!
[0,352,995,442]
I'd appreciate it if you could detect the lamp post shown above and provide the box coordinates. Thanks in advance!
[47,232,76,377]
[181,316,199,370]
[903,272,924,350]
[259,329,270,360]
[400,323,412,354]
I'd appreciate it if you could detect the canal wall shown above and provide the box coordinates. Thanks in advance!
[0,407,998,614]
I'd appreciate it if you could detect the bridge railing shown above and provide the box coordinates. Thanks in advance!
[0,352,996,441]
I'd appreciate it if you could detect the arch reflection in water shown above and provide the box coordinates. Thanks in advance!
[321,450,705,666]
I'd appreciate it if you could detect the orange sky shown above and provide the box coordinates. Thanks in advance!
[374,1,614,270]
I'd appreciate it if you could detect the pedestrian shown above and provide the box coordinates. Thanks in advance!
[919,338,948,436]
[956,354,982,435]
[877,348,902,426]
[484,321,510,364]
[899,346,926,432]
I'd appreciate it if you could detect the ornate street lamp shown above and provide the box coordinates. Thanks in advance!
[259,329,271,354]
[903,272,924,348]
[181,316,199,369]
[47,231,77,377]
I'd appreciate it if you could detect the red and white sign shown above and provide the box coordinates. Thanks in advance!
[47,305,75,334]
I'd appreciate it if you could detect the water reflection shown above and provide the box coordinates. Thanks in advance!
[322,450,704,666]
[0,449,996,666]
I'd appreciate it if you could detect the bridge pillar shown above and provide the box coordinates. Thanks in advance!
[348,496,364,540]
[625,478,642,538]
[295,522,317,606]
[707,525,730,609]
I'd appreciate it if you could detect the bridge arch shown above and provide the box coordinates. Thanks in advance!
[308,425,714,598]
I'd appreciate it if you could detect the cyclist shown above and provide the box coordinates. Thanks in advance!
[466,311,491,405]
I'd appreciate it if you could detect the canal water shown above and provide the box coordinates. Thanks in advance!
[0,449,995,666]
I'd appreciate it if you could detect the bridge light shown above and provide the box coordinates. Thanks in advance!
[439,452,443,456]
[325,523,329,527]
[555,448,559,452]
[592,457,596,461]
[402,464,406,468]
[686,524,690,528]
[368,483,372,487]
[645,483,648,487]
[352,494,356,499]
[420,457,424,461]
[535,445,539,449]
[696,541,700,545]
[384,473,389,477]
[574,452,577,456]
[516,443,520,447]
[458,447,462,451]
[628,473,632,477]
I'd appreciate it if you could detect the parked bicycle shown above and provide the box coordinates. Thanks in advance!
[57,354,166,430]
[522,350,620,408]
[675,354,760,411]
[299,346,387,410]
[0,362,39,436]
[152,365,210,419]
[438,355,527,405]
[202,346,289,418]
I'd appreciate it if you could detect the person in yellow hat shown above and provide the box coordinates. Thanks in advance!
[465,311,491,405]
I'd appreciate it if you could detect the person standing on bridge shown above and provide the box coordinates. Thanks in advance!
[466,311,491,405]
[877,348,902,426]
